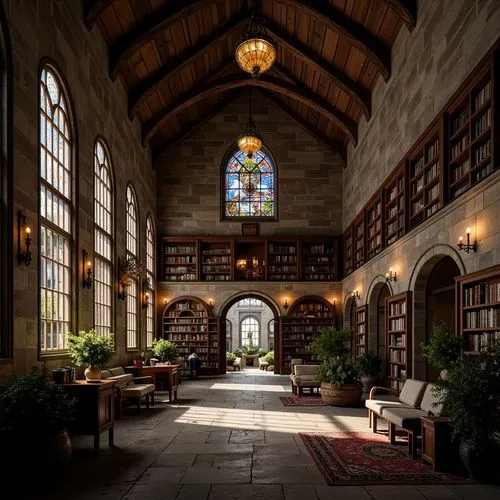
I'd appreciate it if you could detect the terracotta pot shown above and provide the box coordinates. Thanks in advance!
[321,382,362,407]
[84,366,102,381]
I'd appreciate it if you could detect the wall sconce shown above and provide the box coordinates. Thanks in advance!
[385,268,397,283]
[82,250,93,289]
[457,227,477,253]
[351,290,360,300]
[17,211,32,265]
[163,297,168,308]
[208,298,214,310]
[142,291,150,309]
[283,298,289,310]
[142,277,151,309]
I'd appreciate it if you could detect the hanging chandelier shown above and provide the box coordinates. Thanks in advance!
[235,10,276,79]
[237,89,263,158]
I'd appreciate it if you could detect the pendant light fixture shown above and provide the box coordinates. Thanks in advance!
[235,1,276,79]
[237,88,263,158]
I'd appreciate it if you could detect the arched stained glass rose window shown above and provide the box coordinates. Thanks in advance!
[223,148,276,220]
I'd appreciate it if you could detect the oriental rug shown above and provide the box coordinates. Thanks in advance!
[279,396,326,406]
[299,431,471,485]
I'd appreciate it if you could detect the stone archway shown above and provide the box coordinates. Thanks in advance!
[409,245,465,380]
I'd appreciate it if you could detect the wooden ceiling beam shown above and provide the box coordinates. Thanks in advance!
[281,0,391,82]
[263,17,371,120]
[152,90,241,164]
[109,0,206,80]
[128,11,249,119]
[142,73,358,147]
[382,0,417,32]
[84,0,114,31]
[263,91,346,165]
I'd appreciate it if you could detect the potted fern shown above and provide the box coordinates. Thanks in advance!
[152,338,179,363]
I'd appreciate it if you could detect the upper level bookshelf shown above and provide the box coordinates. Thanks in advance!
[385,291,412,392]
[160,236,341,282]
[344,226,353,277]
[162,296,221,374]
[354,305,368,360]
[456,264,500,353]
[383,163,406,248]
[365,192,382,260]
[354,214,365,270]
[279,296,337,374]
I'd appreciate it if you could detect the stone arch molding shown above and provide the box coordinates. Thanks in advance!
[408,244,466,293]
[366,275,394,303]
[218,291,281,319]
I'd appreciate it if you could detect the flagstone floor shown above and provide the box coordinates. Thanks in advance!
[32,368,500,500]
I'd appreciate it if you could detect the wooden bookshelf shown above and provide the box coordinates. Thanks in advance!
[365,192,382,260]
[161,238,198,281]
[162,296,221,375]
[267,240,298,281]
[456,264,500,353]
[279,296,337,374]
[354,305,368,360]
[200,240,232,281]
[354,214,365,270]
[344,225,353,277]
[383,163,406,248]
[385,291,412,392]
[300,239,338,281]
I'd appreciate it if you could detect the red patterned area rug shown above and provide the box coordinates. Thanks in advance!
[299,431,472,485]
[280,396,325,406]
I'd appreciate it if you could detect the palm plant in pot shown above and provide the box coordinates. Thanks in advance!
[312,327,361,406]
[67,329,114,381]
[355,351,381,397]
[434,344,500,481]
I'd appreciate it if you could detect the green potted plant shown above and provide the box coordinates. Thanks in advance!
[67,329,114,381]
[226,351,236,368]
[420,323,465,379]
[435,345,500,481]
[312,327,361,406]
[257,347,267,357]
[152,338,179,363]
[264,350,274,366]
[355,351,381,396]
[0,367,76,472]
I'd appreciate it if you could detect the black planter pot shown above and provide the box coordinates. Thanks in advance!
[459,439,500,483]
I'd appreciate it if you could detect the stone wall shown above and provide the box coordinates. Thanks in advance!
[1,0,156,378]
[344,0,500,224]
[156,91,344,236]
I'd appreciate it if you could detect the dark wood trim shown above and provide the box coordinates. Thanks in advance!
[83,0,114,31]
[109,0,207,80]
[264,17,371,120]
[382,0,417,32]
[263,91,346,165]
[152,90,241,164]
[142,73,358,146]
[282,0,391,82]
[128,12,248,119]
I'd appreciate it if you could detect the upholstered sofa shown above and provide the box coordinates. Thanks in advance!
[366,379,444,457]
[291,364,320,396]
[101,367,155,416]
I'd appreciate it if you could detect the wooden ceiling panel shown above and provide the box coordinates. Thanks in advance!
[379,7,402,44]
[128,0,154,21]
[344,46,367,83]
[113,0,137,33]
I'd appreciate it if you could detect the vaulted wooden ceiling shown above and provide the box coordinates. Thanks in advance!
[84,0,416,162]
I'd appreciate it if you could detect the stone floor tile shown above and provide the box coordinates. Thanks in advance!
[175,484,211,500]
[445,485,500,499]
[193,454,252,467]
[252,453,313,467]
[172,430,212,443]
[365,485,426,499]
[182,466,251,484]
[283,484,319,500]
[415,485,463,499]
[162,443,253,455]
[153,453,197,467]
[252,465,324,484]
[122,484,180,500]
[208,484,284,500]
[136,466,187,485]
[315,485,372,500]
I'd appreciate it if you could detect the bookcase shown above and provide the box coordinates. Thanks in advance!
[354,214,365,270]
[446,64,494,201]
[408,120,444,229]
[365,193,382,260]
[279,296,337,374]
[385,291,412,392]
[301,239,338,281]
[383,163,406,247]
[161,239,198,281]
[456,264,500,353]
[354,305,368,360]
[162,296,221,374]
[200,240,232,281]
[344,226,353,277]
[267,240,298,281]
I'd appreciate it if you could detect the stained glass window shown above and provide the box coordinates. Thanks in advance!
[224,149,276,219]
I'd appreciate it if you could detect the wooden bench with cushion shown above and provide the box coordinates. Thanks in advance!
[101,367,155,416]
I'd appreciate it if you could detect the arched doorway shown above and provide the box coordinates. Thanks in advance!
[220,292,280,373]
[412,253,463,381]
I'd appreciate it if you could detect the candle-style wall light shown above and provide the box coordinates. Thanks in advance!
[457,227,477,253]
[351,290,360,300]
[82,249,93,289]
[385,267,397,282]
[17,211,32,266]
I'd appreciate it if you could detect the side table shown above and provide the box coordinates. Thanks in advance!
[420,415,455,472]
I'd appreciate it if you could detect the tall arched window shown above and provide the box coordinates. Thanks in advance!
[223,148,277,220]
[94,138,113,337]
[240,315,260,347]
[126,184,138,349]
[39,66,73,353]
[145,215,155,348]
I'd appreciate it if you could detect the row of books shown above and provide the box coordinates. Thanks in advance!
[164,256,196,264]
[473,108,491,138]
[427,184,440,203]
[269,255,296,263]
[201,265,230,273]
[450,134,469,160]
[389,333,406,347]
[302,244,334,255]
[464,308,500,329]
[268,244,296,253]
[426,139,439,162]
[467,332,500,351]
[475,139,490,163]
[426,162,439,183]
[389,350,407,363]
[389,301,407,316]
[367,203,381,223]
[451,108,469,135]
[164,246,196,254]
[168,334,208,341]
[474,81,491,111]
[165,327,207,334]
[463,282,500,306]
[164,266,195,273]
[202,248,230,255]
[451,158,470,182]
[203,256,230,264]
[204,275,230,281]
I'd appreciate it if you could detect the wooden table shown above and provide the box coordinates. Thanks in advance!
[420,416,454,471]
[59,379,115,453]
[125,364,179,402]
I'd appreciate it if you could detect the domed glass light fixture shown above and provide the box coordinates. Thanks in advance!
[235,11,276,79]
[237,89,263,158]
